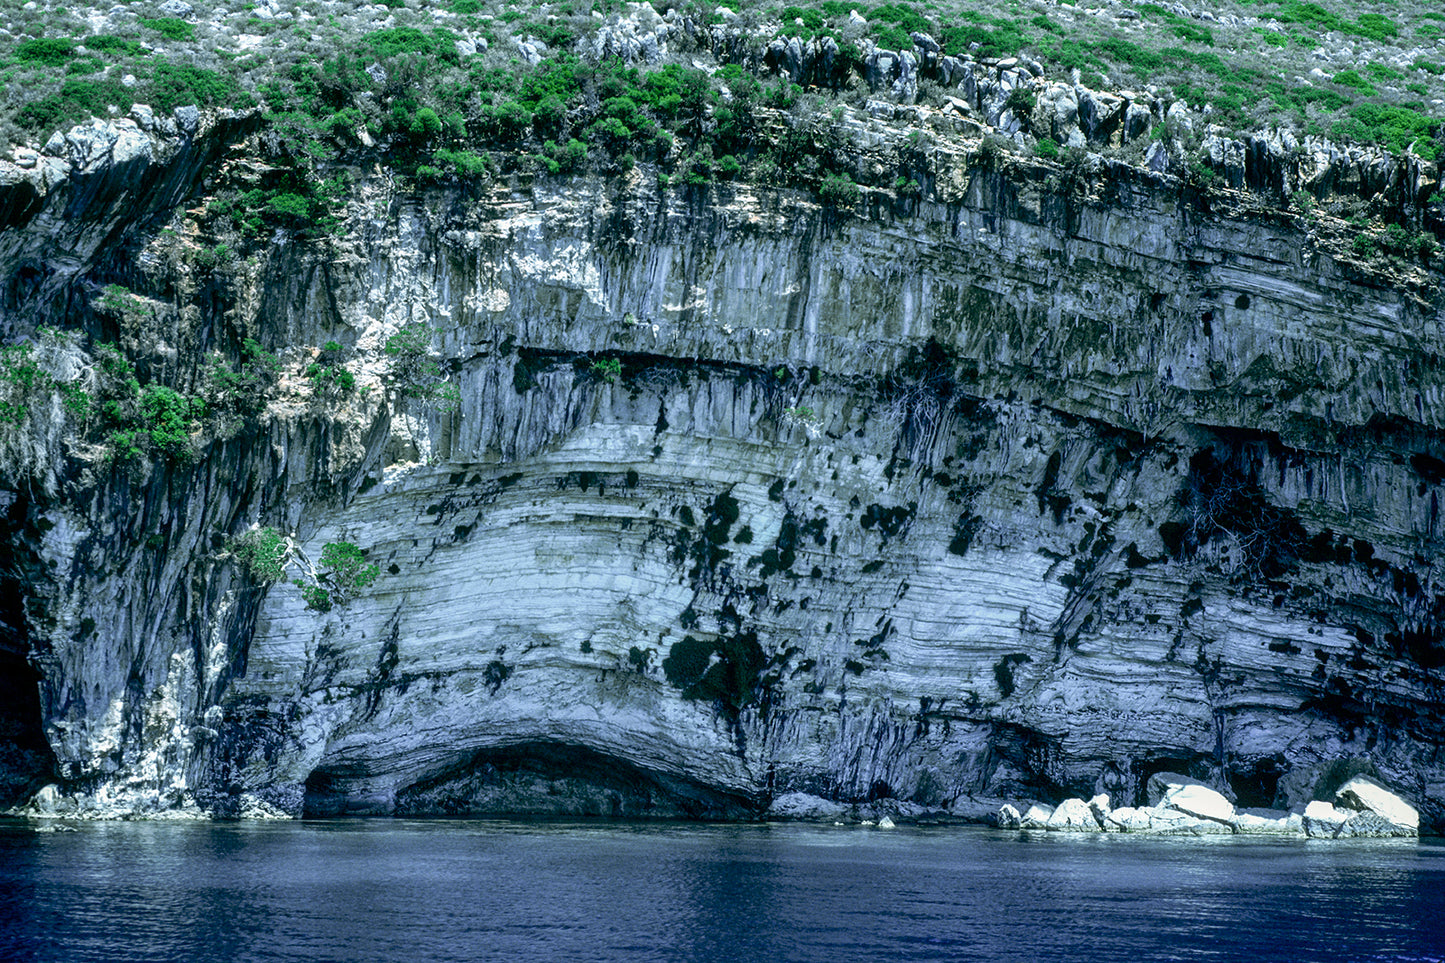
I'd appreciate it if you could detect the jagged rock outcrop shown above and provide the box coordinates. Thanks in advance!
[1,97,1444,828]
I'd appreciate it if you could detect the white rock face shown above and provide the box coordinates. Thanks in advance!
[1020,804,1056,829]
[1334,776,1418,831]
[1233,808,1302,835]
[1046,797,1102,831]
[1105,807,1153,832]
[1161,784,1235,824]
[1303,800,1351,837]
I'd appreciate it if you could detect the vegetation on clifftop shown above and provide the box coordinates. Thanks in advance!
[1,0,1441,169]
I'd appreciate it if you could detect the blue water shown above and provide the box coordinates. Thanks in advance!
[1,820,1442,963]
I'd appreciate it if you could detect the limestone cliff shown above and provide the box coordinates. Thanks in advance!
[3,98,1445,829]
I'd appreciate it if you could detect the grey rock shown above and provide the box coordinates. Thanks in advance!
[768,792,849,821]
[173,105,199,135]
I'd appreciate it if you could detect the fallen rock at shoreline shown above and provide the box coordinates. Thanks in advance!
[1335,776,1418,832]
[998,774,1419,838]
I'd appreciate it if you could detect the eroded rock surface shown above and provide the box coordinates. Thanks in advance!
[1,107,1444,829]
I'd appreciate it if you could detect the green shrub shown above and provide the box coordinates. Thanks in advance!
[1171,23,1213,46]
[1353,13,1397,41]
[15,37,76,66]
[85,35,147,57]
[16,79,133,137]
[1331,69,1375,94]
[363,26,461,64]
[298,582,332,612]
[148,63,247,112]
[589,356,622,383]
[0,342,50,426]
[1035,136,1059,159]
[206,337,280,417]
[231,526,288,583]
[137,384,202,458]
[1334,103,1441,159]
[384,323,459,409]
[819,172,860,208]
[319,541,380,594]
[139,17,196,41]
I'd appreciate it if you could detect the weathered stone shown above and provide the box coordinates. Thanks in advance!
[1303,801,1351,837]
[1106,807,1153,832]
[1020,804,1055,829]
[1232,808,1302,835]
[1162,784,1235,824]
[1334,776,1418,832]
[1334,812,1414,838]
[996,804,1022,829]
[1046,797,1102,831]
[769,792,849,821]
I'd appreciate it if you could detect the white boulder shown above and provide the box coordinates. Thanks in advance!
[1334,776,1418,832]
[1162,783,1235,825]
[1046,798,1101,831]
[1105,806,1153,832]
[1020,803,1054,828]
[1233,808,1302,835]
[1303,800,1350,837]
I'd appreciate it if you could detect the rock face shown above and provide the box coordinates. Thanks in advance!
[1,106,1444,829]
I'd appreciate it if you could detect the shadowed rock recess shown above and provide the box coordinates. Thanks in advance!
[2,106,1444,830]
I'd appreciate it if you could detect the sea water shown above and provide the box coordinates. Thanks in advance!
[1,819,1442,962]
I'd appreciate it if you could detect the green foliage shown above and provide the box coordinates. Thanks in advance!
[17,78,133,138]
[363,26,461,64]
[231,526,288,583]
[206,338,280,418]
[298,582,332,612]
[0,342,48,426]
[319,540,380,593]
[940,12,1029,59]
[15,37,77,66]
[1034,136,1059,159]
[384,323,460,409]
[86,35,148,57]
[148,63,249,112]
[1331,69,1375,94]
[819,171,860,207]
[1352,13,1397,41]
[1004,86,1036,129]
[137,385,203,458]
[306,340,356,398]
[139,17,196,41]
[589,356,622,383]
[1333,103,1442,160]
[1352,223,1441,263]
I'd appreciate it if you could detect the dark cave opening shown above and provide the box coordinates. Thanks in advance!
[303,742,761,820]
[0,649,58,808]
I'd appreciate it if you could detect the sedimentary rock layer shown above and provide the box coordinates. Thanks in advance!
[2,110,1443,828]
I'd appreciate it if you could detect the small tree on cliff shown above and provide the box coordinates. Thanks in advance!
[383,323,461,412]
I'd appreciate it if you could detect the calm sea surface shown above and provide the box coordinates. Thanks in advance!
[1,819,1442,963]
